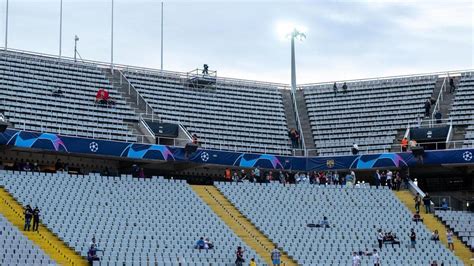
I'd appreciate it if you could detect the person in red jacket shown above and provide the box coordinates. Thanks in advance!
[95,88,115,106]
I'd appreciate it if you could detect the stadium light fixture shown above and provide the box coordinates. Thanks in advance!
[74,35,79,62]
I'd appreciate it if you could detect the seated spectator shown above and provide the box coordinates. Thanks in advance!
[430,260,439,266]
[52,88,64,97]
[441,198,449,211]
[195,237,206,250]
[412,211,423,224]
[95,88,115,106]
[351,143,359,155]
[204,238,213,249]
[250,258,256,266]
[383,232,401,247]
[431,230,440,242]
[318,216,330,228]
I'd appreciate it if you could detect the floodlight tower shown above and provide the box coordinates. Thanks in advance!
[289,29,306,94]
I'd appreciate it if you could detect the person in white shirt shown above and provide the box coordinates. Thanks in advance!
[352,252,361,266]
[351,143,359,155]
[372,249,380,266]
[386,170,393,189]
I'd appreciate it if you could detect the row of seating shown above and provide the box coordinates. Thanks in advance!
[216,181,463,266]
[0,171,264,265]
[0,213,54,265]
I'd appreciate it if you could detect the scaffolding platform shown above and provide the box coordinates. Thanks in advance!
[186,68,217,88]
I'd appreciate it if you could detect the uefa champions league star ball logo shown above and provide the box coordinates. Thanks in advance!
[201,152,210,162]
[462,151,472,161]
[89,142,99,153]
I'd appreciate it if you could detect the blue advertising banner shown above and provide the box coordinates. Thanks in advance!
[1,129,473,171]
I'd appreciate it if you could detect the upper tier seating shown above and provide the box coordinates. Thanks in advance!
[0,50,138,142]
[216,182,462,266]
[435,210,474,250]
[0,171,263,265]
[302,76,436,156]
[449,72,474,147]
[0,213,54,265]
[123,70,291,155]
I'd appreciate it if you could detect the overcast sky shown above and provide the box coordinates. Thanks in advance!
[1,0,473,84]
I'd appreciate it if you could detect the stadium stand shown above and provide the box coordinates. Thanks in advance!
[216,182,463,266]
[0,171,263,265]
[302,76,437,156]
[449,72,474,147]
[0,50,138,142]
[123,69,292,155]
[435,210,474,250]
[0,213,54,265]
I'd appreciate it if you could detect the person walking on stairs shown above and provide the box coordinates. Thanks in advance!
[447,229,455,251]
[271,245,281,266]
[24,205,33,231]
[32,206,40,231]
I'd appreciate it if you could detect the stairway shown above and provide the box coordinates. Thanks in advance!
[281,89,298,130]
[394,190,472,265]
[429,76,458,121]
[191,185,298,266]
[294,90,316,154]
[0,187,87,265]
[101,68,158,143]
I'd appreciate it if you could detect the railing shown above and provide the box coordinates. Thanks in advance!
[117,69,158,120]
[291,88,306,155]
[305,140,473,157]
[431,75,447,121]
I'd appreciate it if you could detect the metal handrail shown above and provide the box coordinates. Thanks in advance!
[431,75,447,121]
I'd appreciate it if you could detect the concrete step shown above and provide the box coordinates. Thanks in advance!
[295,90,316,151]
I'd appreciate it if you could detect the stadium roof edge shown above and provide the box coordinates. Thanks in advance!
[0,47,472,90]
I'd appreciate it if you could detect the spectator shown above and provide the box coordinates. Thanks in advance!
[225,168,232,181]
[249,258,257,266]
[278,171,286,184]
[414,193,421,212]
[352,251,361,266]
[377,229,384,249]
[447,230,454,251]
[386,170,393,189]
[333,171,339,185]
[342,82,348,94]
[232,171,240,182]
[424,98,431,117]
[270,246,281,266]
[409,228,416,249]
[253,167,260,181]
[288,128,300,149]
[435,111,442,124]
[431,260,439,266]
[52,88,64,97]
[441,198,449,211]
[401,137,408,152]
[333,82,338,95]
[449,77,455,93]
[351,143,359,155]
[431,230,440,242]
[374,170,381,188]
[87,245,100,265]
[204,238,213,249]
[32,206,40,231]
[423,193,432,213]
[318,216,330,228]
[412,210,423,224]
[372,249,380,266]
[195,237,206,250]
[95,88,114,106]
[192,134,198,145]
[138,168,145,179]
[55,159,64,172]
[24,205,33,231]
[235,246,245,266]
[394,172,402,191]
[345,172,354,187]
[380,171,387,187]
